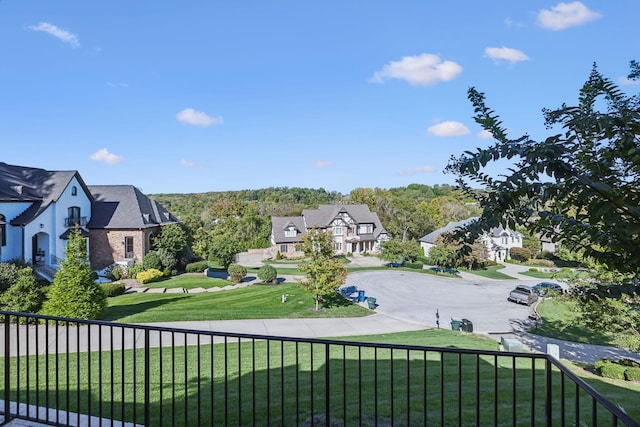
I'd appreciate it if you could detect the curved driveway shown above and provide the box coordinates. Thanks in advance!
[344,270,538,334]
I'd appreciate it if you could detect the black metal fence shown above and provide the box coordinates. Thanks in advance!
[1,311,638,426]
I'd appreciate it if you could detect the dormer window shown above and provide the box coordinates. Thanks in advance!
[284,227,296,238]
[71,186,77,196]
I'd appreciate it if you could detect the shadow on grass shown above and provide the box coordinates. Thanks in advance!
[102,295,188,322]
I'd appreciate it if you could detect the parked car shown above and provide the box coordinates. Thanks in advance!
[532,282,564,296]
[508,285,539,306]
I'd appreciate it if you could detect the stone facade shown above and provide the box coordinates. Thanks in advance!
[90,228,156,270]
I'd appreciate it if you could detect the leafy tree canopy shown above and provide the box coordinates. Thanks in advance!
[446,62,640,278]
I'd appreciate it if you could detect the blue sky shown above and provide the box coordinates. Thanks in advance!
[1,1,637,195]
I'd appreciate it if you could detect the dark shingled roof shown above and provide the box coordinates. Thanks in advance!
[88,185,179,229]
[271,216,306,243]
[0,162,92,226]
[272,204,388,244]
[419,217,479,244]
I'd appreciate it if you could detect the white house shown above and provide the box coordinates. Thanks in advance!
[0,162,178,277]
[419,217,523,262]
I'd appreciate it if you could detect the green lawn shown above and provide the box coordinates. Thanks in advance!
[104,282,370,323]
[144,273,231,289]
[4,328,638,426]
[465,264,514,280]
[518,270,555,279]
[531,298,617,346]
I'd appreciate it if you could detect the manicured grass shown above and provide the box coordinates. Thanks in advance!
[465,264,514,280]
[519,270,555,279]
[531,298,617,346]
[103,282,370,323]
[5,329,638,426]
[144,273,231,289]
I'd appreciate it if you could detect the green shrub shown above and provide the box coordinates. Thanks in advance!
[528,267,539,272]
[101,282,126,297]
[257,265,278,283]
[143,251,163,270]
[227,264,247,282]
[624,367,640,382]
[0,262,20,292]
[619,358,640,368]
[0,267,45,314]
[403,262,423,270]
[137,269,164,284]
[186,261,209,273]
[598,361,627,380]
[509,247,532,262]
[275,251,282,260]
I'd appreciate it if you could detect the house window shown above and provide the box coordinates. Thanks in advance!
[66,206,81,227]
[125,236,134,259]
[333,227,343,236]
[357,224,372,234]
[280,244,288,253]
[334,242,342,251]
[0,214,5,246]
[284,228,296,238]
[71,186,77,196]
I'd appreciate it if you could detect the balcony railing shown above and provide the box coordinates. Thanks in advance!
[64,216,87,228]
[0,311,638,427]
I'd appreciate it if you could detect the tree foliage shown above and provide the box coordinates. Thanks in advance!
[298,229,347,311]
[257,264,278,283]
[0,267,45,313]
[380,239,421,263]
[41,229,107,320]
[446,63,640,276]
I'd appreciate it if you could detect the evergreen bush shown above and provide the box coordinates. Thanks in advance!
[257,265,277,283]
[227,264,247,282]
[186,261,209,273]
[101,282,126,297]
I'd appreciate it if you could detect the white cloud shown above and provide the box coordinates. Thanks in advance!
[315,160,333,169]
[175,108,223,127]
[27,22,80,48]
[90,148,124,164]
[504,18,523,28]
[537,2,600,31]
[400,166,438,176]
[369,53,462,86]
[179,159,205,168]
[619,77,640,86]
[485,47,530,64]
[427,121,470,137]
[477,129,494,139]
[107,82,129,88]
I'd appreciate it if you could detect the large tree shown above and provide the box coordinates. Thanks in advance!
[41,229,107,320]
[446,62,640,277]
[446,62,640,350]
[298,229,347,311]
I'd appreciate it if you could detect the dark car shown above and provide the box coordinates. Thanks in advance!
[532,282,563,296]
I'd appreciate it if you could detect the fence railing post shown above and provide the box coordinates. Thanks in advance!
[144,329,150,427]
[545,356,553,427]
[4,314,11,423]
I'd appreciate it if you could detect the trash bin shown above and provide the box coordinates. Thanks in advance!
[358,290,366,302]
[367,297,377,309]
[461,318,473,332]
[450,317,463,331]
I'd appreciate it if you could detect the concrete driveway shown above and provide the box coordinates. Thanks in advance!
[343,270,539,335]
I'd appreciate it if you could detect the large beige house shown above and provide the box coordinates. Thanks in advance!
[270,204,389,258]
[0,162,178,275]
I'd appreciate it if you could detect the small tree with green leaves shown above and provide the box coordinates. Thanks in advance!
[0,266,45,314]
[257,264,278,283]
[298,229,347,311]
[41,229,107,320]
[227,263,247,283]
